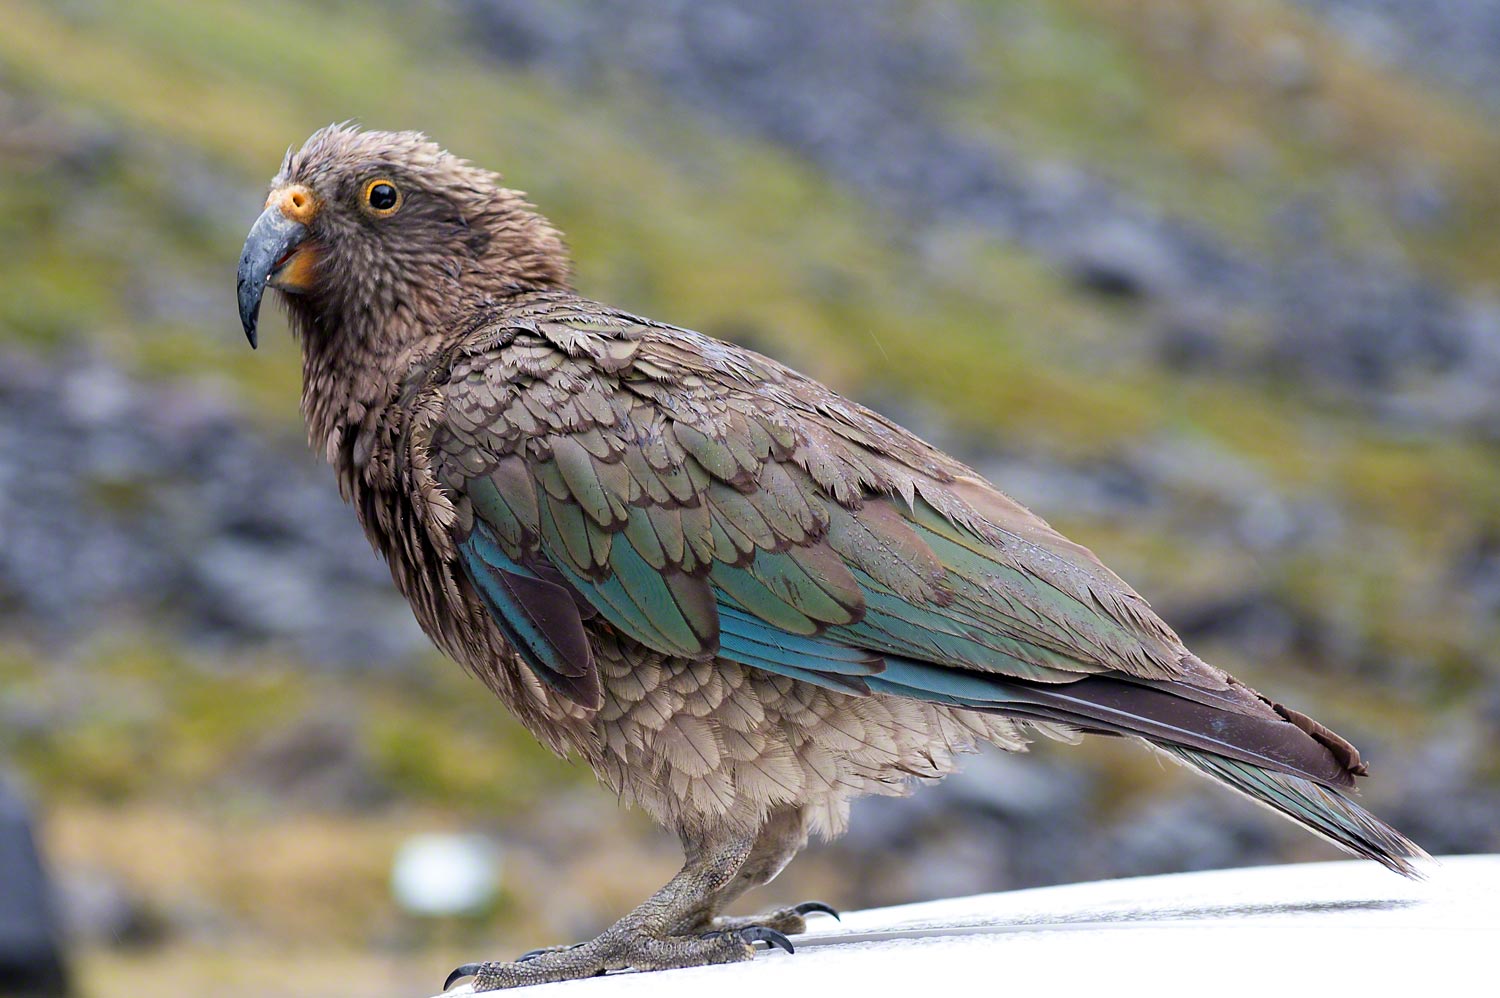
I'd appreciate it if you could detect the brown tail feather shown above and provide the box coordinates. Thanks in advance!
[990,673,1362,789]
[965,671,1424,875]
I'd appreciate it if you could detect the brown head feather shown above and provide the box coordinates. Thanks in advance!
[266,125,572,457]
[274,123,570,327]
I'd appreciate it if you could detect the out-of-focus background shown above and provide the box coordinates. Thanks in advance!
[2,0,1499,994]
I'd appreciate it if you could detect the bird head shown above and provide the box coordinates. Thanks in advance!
[236,124,569,348]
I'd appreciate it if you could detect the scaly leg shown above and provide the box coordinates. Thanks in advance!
[444,831,793,992]
[672,808,840,938]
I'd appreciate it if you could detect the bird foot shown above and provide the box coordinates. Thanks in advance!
[445,924,794,992]
[701,900,840,937]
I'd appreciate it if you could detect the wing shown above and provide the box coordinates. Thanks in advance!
[428,296,1359,789]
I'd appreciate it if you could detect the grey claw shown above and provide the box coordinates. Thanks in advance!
[444,963,485,991]
[793,901,840,921]
[739,926,795,954]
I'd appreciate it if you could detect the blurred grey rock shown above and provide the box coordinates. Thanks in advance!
[1063,219,1184,299]
[227,712,390,810]
[463,0,1500,430]
[837,750,1096,904]
[1106,791,1281,877]
[55,868,166,951]
[0,780,68,996]
[1263,33,1318,95]
[0,348,427,670]
[942,751,1090,822]
[1298,0,1500,112]
[1382,729,1500,856]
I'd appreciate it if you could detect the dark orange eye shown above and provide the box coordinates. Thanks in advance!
[363,179,401,215]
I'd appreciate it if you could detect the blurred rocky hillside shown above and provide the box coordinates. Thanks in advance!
[2,1,1498,994]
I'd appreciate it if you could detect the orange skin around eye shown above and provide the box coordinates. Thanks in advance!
[362,178,403,215]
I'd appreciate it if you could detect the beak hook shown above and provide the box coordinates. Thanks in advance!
[236,206,309,349]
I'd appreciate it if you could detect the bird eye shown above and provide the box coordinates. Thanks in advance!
[363,179,402,215]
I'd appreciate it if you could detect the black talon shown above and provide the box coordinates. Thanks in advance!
[792,901,841,921]
[444,963,485,991]
[739,926,795,954]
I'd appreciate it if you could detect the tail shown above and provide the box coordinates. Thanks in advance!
[869,657,1428,876]
[1158,745,1427,877]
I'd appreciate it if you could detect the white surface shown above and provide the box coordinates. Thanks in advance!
[438,855,1499,996]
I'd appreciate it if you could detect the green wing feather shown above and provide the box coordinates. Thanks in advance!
[429,301,1421,878]
[437,307,1191,686]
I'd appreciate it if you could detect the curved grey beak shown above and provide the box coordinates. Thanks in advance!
[236,206,308,349]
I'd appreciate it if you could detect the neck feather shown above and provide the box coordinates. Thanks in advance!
[292,189,572,469]
[293,297,432,472]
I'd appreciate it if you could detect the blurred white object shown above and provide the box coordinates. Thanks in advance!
[435,855,1499,995]
[392,833,500,917]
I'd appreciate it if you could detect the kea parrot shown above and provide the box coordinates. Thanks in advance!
[235,126,1424,991]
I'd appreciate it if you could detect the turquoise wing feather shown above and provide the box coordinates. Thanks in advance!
[456,521,602,708]
[433,306,1194,703]
[426,300,1420,876]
